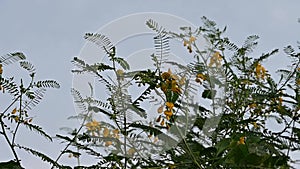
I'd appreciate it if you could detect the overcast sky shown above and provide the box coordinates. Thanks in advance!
[0,1,300,168]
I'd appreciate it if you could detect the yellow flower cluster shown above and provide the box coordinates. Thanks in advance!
[103,128,120,147]
[160,69,181,95]
[278,97,283,105]
[255,63,267,80]
[209,52,222,67]
[11,108,17,114]
[156,101,174,129]
[85,120,120,147]
[148,134,159,144]
[85,120,101,135]
[127,147,136,156]
[9,108,33,124]
[297,79,300,86]
[237,136,245,145]
[195,73,206,84]
[116,69,124,81]
[183,36,196,53]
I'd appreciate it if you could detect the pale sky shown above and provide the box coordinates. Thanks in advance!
[0,1,299,168]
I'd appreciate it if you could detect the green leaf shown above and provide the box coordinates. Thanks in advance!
[16,145,67,168]
[35,80,60,88]
[19,61,35,73]
[0,160,23,169]
[114,57,130,70]
[216,138,231,156]
[202,89,216,99]
[0,52,26,66]
[23,122,52,141]
[245,153,263,166]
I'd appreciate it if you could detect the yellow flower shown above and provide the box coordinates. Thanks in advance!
[116,69,124,80]
[166,123,170,130]
[164,110,173,117]
[278,97,283,105]
[196,73,206,84]
[209,52,222,67]
[116,69,124,75]
[127,148,136,156]
[195,78,202,84]
[249,103,257,108]
[112,129,119,139]
[255,63,267,80]
[112,129,119,134]
[166,102,174,110]
[160,69,181,94]
[105,141,112,147]
[160,119,165,126]
[166,115,171,121]
[187,45,192,53]
[103,127,110,137]
[171,80,181,94]
[183,36,196,53]
[161,72,171,80]
[197,73,205,80]
[11,108,17,114]
[85,119,101,132]
[297,79,300,85]
[183,40,188,46]
[14,116,19,122]
[189,36,196,42]
[237,136,245,145]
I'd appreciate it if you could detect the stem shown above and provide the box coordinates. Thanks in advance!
[12,89,23,146]
[0,117,20,163]
[287,119,296,157]
[0,96,20,118]
[52,109,91,168]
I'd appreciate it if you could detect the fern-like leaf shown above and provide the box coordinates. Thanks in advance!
[129,122,178,145]
[0,77,19,97]
[71,88,88,113]
[154,32,170,61]
[283,45,295,56]
[22,88,46,110]
[35,80,60,89]
[19,61,36,73]
[84,33,114,53]
[0,52,26,66]
[16,145,66,168]
[90,98,111,109]
[224,39,239,52]
[22,122,52,141]
[35,80,60,88]
[114,57,130,70]
[146,19,166,34]
[146,19,170,66]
